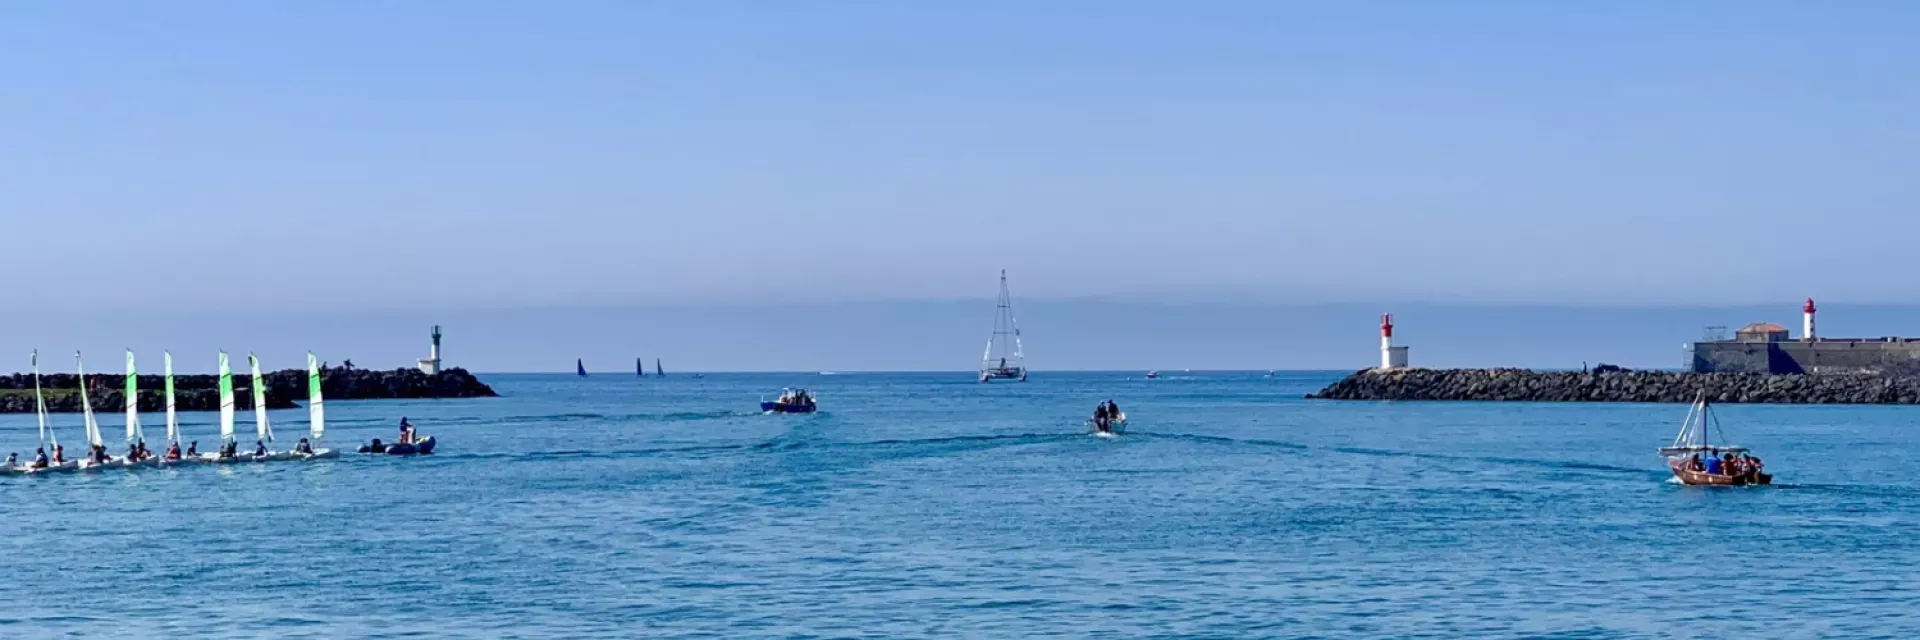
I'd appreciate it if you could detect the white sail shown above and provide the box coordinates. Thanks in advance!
[77,352,103,448]
[250,353,273,443]
[125,350,143,444]
[164,351,178,444]
[218,351,236,443]
[32,350,54,450]
[307,352,325,441]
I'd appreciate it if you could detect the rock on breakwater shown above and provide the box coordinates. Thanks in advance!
[1307,368,1920,404]
[0,367,497,414]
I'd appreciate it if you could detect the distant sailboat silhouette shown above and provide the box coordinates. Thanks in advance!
[576,359,587,377]
[636,357,644,377]
[656,358,664,377]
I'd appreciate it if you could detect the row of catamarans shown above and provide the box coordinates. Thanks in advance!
[2,350,337,476]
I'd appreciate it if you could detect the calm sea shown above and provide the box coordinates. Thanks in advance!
[1,371,1915,638]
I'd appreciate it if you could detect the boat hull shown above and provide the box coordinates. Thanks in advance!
[1668,461,1772,486]
[761,402,817,414]
[295,449,339,460]
[361,437,435,455]
[979,368,1027,383]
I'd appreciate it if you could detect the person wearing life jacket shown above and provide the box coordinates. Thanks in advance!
[32,447,49,469]
[52,444,66,464]
[254,440,268,457]
[165,442,182,461]
[398,417,414,444]
[90,444,112,464]
[125,442,141,461]
[294,438,313,455]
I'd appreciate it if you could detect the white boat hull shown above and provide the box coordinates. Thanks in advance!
[295,449,339,460]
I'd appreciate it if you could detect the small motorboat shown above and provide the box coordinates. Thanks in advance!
[360,436,436,455]
[1086,411,1128,436]
[1144,370,1159,379]
[761,388,818,414]
[1661,393,1772,486]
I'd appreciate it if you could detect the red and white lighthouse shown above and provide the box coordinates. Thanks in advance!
[1803,297,1817,341]
[1379,314,1408,369]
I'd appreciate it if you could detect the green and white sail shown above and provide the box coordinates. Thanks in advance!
[218,351,236,444]
[164,351,178,444]
[32,350,54,451]
[77,352,103,448]
[249,353,274,444]
[124,349,144,444]
[307,352,325,442]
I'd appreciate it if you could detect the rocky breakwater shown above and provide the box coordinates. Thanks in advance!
[0,367,497,414]
[1307,368,1920,404]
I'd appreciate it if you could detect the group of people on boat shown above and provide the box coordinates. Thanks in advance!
[1681,449,1766,483]
[776,389,815,407]
[1090,400,1123,433]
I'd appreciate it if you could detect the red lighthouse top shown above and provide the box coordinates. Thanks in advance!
[1804,298,1816,314]
[1381,314,1394,338]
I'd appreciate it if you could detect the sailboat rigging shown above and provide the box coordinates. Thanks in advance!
[1660,392,1772,486]
[979,270,1028,382]
[76,352,110,470]
[249,353,281,460]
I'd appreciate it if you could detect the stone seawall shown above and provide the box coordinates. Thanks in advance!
[0,367,497,414]
[1307,368,1920,404]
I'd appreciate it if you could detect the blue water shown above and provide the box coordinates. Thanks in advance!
[3,371,1917,637]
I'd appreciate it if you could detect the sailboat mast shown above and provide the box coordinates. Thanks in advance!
[308,352,325,442]
[124,350,142,444]
[249,353,273,443]
[77,352,102,448]
[218,351,236,444]
[32,350,53,450]
[164,351,178,445]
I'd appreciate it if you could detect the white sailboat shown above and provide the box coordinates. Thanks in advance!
[156,351,202,466]
[978,269,1029,383]
[11,351,77,474]
[247,353,290,461]
[206,351,242,463]
[117,350,156,467]
[299,352,337,459]
[76,352,113,471]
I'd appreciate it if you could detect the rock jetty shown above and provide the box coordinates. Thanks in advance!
[1308,368,1920,404]
[0,367,497,414]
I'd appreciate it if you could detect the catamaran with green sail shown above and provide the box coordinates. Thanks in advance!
[203,351,244,464]
[116,350,157,467]
[297,352,337,459]
[246,353,296,461]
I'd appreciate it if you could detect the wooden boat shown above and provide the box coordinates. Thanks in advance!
[1660,393,1772,486]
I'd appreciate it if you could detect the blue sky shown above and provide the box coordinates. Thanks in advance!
[3,2,1918,369]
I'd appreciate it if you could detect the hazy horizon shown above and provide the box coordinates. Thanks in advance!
[5,299,1917,374]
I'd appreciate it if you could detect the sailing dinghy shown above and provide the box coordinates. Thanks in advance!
[297,352,338,459]
[13,350,78,474]
[156,351,202,466]
[75,352,116,471]
[247,354,293,461]
[117,350,156,467]
[203,352,245,464]
[1660,392,1772,486]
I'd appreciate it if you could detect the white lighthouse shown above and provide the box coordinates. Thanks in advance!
[1803,298,1817,341]
[417,325,443,375]
[1379,314,1409,370]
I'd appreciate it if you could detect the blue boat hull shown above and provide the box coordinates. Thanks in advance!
[760,402,817,414]
[358,436,436,455]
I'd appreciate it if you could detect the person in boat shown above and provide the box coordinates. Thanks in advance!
[398,417,414,444]
[52,444,66,464]
[165,441,182,461]
[126,442,141,461]
[217,441,236,460]
[90,444,112,464]
[1703,450,1723,476]
[294,438,313,455]
[368,438,385,453]
[4,452,15,468]
[186,441,199,458]
[32,447,49,469]
[1092,402,1110,431]
[1106,400,1120,421]
[254,440,268,457]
